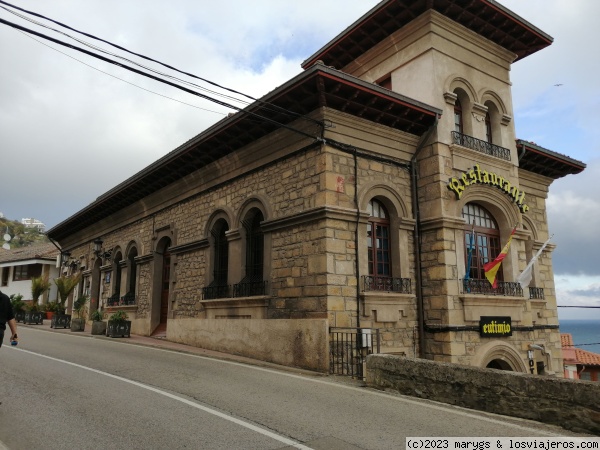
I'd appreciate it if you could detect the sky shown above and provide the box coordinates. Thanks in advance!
[0,0,599,321]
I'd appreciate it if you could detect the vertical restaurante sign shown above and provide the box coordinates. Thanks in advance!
[447,164,529,213]
[480,316,512,337]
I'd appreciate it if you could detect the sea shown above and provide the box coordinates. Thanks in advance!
[558,320,600,354]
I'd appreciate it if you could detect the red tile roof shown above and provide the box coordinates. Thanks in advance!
[561,333,600,367]
[0,242,59,264]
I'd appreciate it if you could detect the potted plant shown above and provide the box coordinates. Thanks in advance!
[106,310,131,338]
[26,275,50,324]
[90,309,107,336]
[52,274,80,329]
[10,294,26,323]
[70,295,88,332]
[45,301,59,320]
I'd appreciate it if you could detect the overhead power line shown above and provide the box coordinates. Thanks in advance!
[557,306,600,308]
[17,30,228,116]
[0,0,323,128]
[0,4,253,109]
[0,16,321,142]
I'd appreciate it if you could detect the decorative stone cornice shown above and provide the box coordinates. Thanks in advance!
[261,206,366,232]
[501,114,512,126]
[471,102,488,122]
[169,238,209,255]
[420,216,467,232]
[443,91,458,105]
[135,254,154,265]
[200,296,270,309]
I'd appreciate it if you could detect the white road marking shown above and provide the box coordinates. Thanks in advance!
[17,329,567,437]
[11,347,313,450]
[119,345,566,437]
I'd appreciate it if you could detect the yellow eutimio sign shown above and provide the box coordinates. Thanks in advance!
[447,164,529,213]
[480,316,512,337]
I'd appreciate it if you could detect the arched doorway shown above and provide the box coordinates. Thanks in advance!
[152,236,171,336]
[486,359,513,371]
[160,250,170,326]
[473,341,527,373]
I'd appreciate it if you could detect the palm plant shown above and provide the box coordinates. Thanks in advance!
[72,295,89,319]
[54,273,82,313]
[30,275,51,310]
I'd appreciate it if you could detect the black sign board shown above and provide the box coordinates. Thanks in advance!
[480,316,512,337]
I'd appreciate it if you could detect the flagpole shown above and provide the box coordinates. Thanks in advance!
[517,234,553,290]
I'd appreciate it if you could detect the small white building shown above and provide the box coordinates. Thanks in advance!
[21,218,46,232]
[0,242,60,303]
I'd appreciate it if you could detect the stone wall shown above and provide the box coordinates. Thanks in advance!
[367,354,600,435]
[168,318,328,372]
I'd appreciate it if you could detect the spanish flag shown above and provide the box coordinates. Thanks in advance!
[484,226,517,288]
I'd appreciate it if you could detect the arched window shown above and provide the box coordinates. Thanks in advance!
[454,98,463,134]
[213,219,229,286]
[112,251,122,299]
[234,209,265,297]
[462,203,501,281]
[244,210,264,281]
[485,112,492,143]
[123,246,137,305]
[367,199,391,279]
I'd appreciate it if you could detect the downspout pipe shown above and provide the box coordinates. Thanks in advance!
[410,115,439,358]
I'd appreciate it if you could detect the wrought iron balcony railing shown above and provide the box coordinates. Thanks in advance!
[452,131,511,161]
[107,292,136,306]
[363,276,411,294]
[107,293,120,307]
[462,279,523,296]
[233,280,268,298]
[120,292,136,305]
[528,287,545,300]
[202,284,230,300]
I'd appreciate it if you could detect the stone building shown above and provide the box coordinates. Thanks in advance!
[47,0,585,374]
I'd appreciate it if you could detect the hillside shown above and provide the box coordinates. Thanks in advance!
[0,217,49,249]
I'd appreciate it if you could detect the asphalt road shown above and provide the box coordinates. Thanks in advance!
[0,326,588,450]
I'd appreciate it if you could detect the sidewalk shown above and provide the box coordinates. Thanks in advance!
[19,319,324,377]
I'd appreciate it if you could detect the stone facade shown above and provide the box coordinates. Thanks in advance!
[367,354,600,435]
[49,1,584,374]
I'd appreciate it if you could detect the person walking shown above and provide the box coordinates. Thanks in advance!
[0,290,18,347]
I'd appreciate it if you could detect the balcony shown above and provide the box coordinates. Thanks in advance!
[120,292,136,305]
[233,279,268,298]
[107,292,136,306]
[451,131,511,161]
[363,276,411,294]
[528,287,545,300]
[202,284,230,300]
[107,293,120,307]
[462,279,523,297]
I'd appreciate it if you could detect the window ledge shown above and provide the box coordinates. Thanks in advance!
[200,296,270,319]
[460,295,526,322]
[361,292,415,323]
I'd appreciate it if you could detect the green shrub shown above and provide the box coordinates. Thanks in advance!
[10,294,25,313]
[109,310,128,322]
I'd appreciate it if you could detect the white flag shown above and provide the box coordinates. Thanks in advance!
[517,236,552,289]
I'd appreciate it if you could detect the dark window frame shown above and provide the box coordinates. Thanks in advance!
[12,263,42,281]
[462,203,502,281]
[485,112,493,144]
[243,210,264,281]
[454,98,463,134]
[212,220,229,286]
[367,199,391,278]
